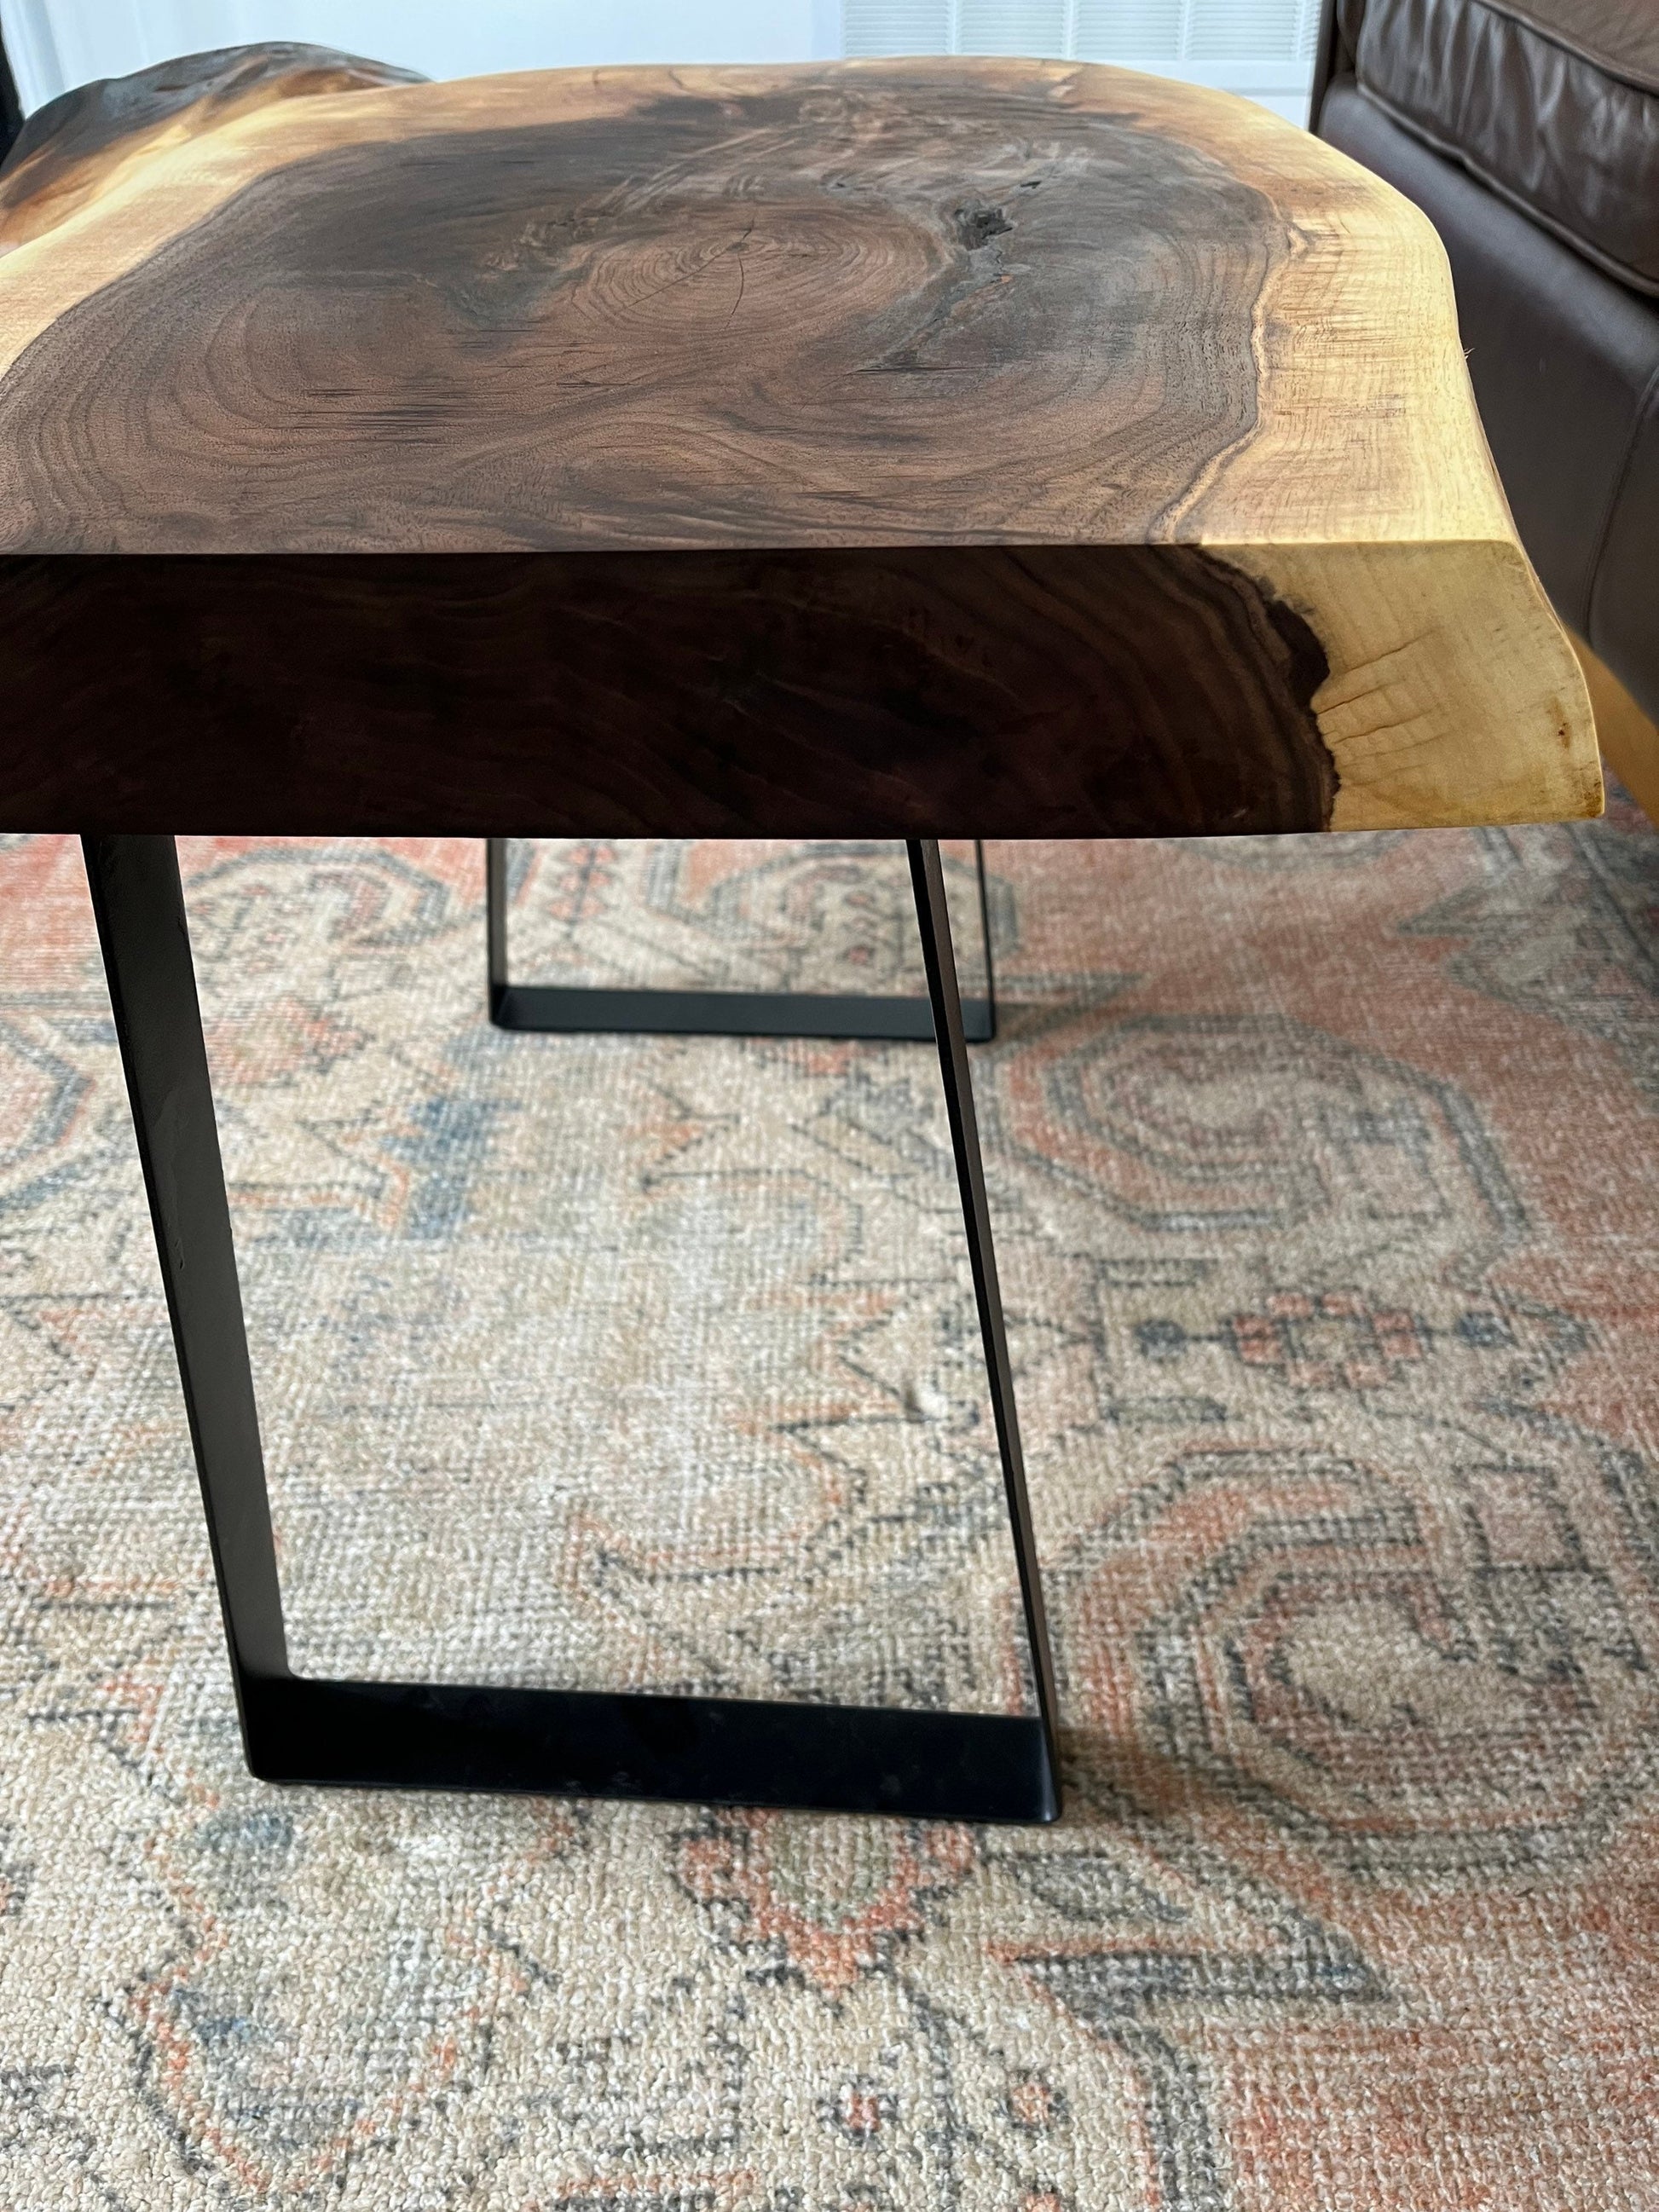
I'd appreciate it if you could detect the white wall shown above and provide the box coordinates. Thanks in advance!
[0,3,838,109]
[2,0,1317,120]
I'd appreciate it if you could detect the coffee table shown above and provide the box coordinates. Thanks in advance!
[0,47,1600,1823]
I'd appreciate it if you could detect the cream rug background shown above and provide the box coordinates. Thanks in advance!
[0,815,1655,2209]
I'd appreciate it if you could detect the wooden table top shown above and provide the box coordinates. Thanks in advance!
[0,48,1599,837]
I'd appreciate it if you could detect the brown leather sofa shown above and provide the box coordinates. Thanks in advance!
[1313,0,1659,735]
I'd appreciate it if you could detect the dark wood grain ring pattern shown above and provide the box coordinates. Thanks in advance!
[0,84,1281,553]
[0,546,1332,835]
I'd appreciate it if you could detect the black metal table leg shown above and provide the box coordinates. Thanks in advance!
[909,838,1061,1788]
[84,835,1059,1822]
[486,837,997,1042]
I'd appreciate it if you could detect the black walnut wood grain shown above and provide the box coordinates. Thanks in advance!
[0,548,1333,836]
[0,49,1599,835]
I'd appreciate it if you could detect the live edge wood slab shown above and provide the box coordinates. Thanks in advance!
[0,46,1600,837]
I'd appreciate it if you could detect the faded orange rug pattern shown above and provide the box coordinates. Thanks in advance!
[0,813,1654,2210]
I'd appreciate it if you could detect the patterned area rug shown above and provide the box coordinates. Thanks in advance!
[1,813,1656,2211]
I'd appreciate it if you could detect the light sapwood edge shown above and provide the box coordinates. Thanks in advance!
[1230,540,1602,829]
[0,49,424,258]
[1571,631,1659,824]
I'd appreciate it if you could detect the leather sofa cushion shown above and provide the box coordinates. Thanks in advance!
[1340,0,1659,293]
[1321,77,1659,724]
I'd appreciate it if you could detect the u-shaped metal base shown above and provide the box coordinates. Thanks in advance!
[83,835,1059,1822]
[486,837,997,1042]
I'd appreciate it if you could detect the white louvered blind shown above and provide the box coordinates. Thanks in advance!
[844,0,1323,114]
[3,0,1321,120]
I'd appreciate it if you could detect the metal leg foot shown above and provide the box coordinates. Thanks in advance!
[84,835,1058,1822]
[486,837,997,1042]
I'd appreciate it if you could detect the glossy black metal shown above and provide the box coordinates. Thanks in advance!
[84,835,1059,1823]
[487,837,996,1042]
[80,838,290,1722]
[908,838,1061,1788]
[242,1678,1052,1819]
